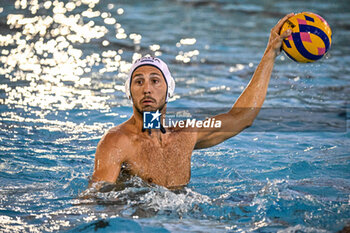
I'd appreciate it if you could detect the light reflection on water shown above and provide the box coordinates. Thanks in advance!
[1,0,134,111]
[0,0,350,232]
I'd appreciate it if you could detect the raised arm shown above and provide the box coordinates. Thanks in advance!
[195,13,294,149]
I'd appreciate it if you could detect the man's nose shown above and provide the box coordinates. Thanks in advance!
[143,79,151,94]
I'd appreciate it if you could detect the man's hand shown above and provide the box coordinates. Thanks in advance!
[266,13,295,58]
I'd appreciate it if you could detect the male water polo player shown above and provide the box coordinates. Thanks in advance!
[90,13,295,190]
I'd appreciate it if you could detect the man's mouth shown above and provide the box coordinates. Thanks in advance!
[141,98,155,105]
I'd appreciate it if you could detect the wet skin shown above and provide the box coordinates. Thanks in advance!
[90,13,295,189]
[91,65,196,188]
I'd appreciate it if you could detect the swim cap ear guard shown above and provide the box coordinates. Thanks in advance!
[125,57,175,103]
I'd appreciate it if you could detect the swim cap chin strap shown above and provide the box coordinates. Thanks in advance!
[125,56,175,103]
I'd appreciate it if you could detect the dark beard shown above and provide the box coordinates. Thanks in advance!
[135,101,166,115]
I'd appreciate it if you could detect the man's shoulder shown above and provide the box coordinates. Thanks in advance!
[99,122,133,147]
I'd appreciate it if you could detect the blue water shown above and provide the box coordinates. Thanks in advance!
[0,0,349,232]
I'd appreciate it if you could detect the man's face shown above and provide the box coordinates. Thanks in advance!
[130,65,167,113]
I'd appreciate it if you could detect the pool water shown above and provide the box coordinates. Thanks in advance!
[0,0,349,232]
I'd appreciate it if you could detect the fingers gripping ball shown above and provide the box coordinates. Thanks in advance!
[280,12,332,63]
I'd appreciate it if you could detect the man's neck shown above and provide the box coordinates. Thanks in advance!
[131,106,167,138]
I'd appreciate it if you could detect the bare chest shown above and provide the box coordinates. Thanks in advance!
[127,132,195,187]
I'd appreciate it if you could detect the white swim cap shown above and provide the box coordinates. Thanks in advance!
[125,56,175,102]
